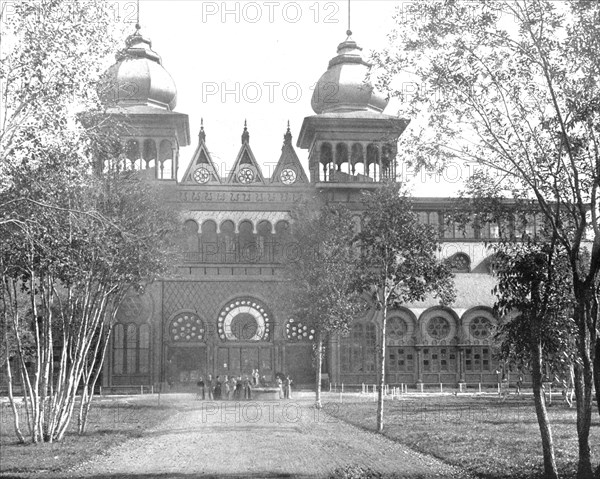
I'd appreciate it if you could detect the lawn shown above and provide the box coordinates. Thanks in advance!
[0,395,177,477]
[325,393,600,479]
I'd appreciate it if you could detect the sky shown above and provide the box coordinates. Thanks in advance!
[119,0,460,195]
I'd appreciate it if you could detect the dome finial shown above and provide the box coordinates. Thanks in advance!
[284,121,292,145]
[242,120,249,144]
[346,0,352,39]
[199,118,206,143]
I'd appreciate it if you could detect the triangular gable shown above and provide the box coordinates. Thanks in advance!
[181,123,221,185]
[227,123,265,185]
[270,125,309,185]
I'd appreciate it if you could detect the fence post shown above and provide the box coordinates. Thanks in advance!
[478,383,482,393]
[440,383,443,393]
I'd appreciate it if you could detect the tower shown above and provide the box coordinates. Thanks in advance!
[297,34,408,184]
[101,25,190,180]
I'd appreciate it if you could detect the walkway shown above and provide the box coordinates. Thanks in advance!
[60,393,473,479]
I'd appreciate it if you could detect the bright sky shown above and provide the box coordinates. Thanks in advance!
[131,0,460,195]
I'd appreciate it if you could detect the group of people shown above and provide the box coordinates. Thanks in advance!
[195,369,293,400]
[196,374,254,400]
[276,375,293,399]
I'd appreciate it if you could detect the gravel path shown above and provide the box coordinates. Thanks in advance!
[61,394,474,479]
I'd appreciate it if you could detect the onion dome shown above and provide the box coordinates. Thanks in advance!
[101,25,177,110]
[311,36,388,115]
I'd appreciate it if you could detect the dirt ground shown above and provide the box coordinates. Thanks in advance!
[24,392,475,479]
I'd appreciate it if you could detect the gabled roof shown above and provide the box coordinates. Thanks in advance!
[181,120,221,185]
[270,123,309,186]
[227,122,265,185]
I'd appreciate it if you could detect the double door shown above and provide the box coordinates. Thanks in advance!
[217,346,273,379]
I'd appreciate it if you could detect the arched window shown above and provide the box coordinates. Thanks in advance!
[159,140,173,179]
[143,139,157,170]
[257,221,273,262]
[238,220,257,262]
[183,219,199,254]
[125,140,140,169]
[126,324,137,374]
[366,144,379,179]
[220,220,236,262]
[335,143,349,170]
[113,324,125,374]
[341,322,376,374]
[201,220,218,262]
[139,324,150,374]
[320,143,333,181]
[351,143,364,173]
[275,220,291,263]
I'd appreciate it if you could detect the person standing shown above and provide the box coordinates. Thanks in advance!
[214,375,222,400]
[515,373,523,396]
[228,376,236,400]
[284,375,292,399]
[206,374,214,400]
[243,376,252,400]
[197,377,205,400]
[235,376,243,400]
[276,376,283,399]
[223,375,230,400]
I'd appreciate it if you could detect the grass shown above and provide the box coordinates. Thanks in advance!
[0,395,177,477]
[326,393,600,479]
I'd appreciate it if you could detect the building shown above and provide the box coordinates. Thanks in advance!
[101,25,507,393]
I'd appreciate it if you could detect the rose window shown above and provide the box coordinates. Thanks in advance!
[286,319,315,341]
[427,316,450,340]
[280,168,297,185]
[169,313,205,341]
[193,167,210,184]
[388,316,408,340]
[218,298,271,341]
[237,167,255,184]
[469,316,493,339]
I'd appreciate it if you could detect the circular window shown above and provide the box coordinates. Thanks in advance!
[470,316,493,339]
[427,316,451,340]
[218,298,271,341]
[280,168,297,185]
[193,167,210,184]
[169,313,205,341]
[237,167,255,184]
[388,316,408,340]
[286,319,315,341]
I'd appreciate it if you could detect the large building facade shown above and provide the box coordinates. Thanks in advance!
[102,27,508,392]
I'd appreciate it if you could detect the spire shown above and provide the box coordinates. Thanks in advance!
[241,120,249,144]
[199,118,206,143]
[346,0,352,39]
[284,120,292,145]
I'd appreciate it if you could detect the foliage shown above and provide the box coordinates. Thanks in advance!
[282,200,365,407]
[0,0,179,444]
[493,242,576,374]
[374,2,600,475]
[284,200,365,336]
[354,183,454,432]
[0,0,122,194]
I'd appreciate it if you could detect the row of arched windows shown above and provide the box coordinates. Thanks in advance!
[123,138,176,180]
[113,323,151,375]
[183,219,294,263]
[315,141,397,182]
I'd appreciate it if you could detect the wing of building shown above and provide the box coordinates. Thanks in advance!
[100,27,519,393]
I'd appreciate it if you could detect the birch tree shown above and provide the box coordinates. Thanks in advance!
[354,183,454,432]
